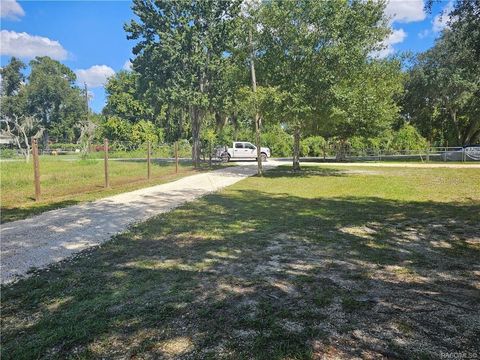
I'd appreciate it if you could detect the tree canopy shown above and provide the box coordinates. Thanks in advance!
[125,0,242,166]
[402,12,480,146]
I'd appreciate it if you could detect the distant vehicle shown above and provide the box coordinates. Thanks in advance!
[216,141,271,162]
[464,145,480,161]
[443,145,480,161]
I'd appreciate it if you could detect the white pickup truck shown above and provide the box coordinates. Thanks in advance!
[216,141,271,162]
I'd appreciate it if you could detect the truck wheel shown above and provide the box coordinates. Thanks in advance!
[221,153,230,162]
[260,153,268,162]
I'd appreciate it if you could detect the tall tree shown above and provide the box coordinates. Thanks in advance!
[403,28,480,145]
[26,57,85,143]
[258,0,390,169]
[0,57,27,120]
[450,0,480,61]
[328,59,404,157]
[0,57,25,96]
[125,0,241,167]
[103,70,153,124]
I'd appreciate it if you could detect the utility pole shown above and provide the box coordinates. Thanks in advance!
[250,26,263,176]
[84,82,89,122]
[84,82,91,153]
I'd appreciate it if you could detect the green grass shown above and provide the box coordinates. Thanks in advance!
[1,165,479,359]
[0,157,224,223]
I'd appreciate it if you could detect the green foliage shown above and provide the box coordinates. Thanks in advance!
[103,71,152,123]
[0,58,28,121]
[403,18,480,145]
[390,124,428,151]
[302,136,327,157]
[261,125,292,157]
[450,0,480,62]
[131,120,164,144]
[0,57,25,97]
[348,125,428,152]
[101,116,132,143]
[0,148,18,159]
[329,60,404,140]
[125,0,242,163]
[26,57,85,141]
[258,0,390,126]
[177,139,192,158]
[348,133,392,151]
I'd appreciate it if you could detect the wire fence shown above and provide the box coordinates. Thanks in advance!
[0,139,230,209]
[1,140,478,215]
[334,146,480,162]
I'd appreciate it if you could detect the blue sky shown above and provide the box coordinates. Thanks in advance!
[1,0,453,112]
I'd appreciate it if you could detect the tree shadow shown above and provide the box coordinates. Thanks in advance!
[262,167,346,178]
[1,187,479,359]
[0,200,80,224]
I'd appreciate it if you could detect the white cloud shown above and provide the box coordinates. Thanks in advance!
[0,30,68,60]
[373,28,407,58]
[0,0,25,20]
[432,1,454,32]
[418,29,430,39]
[385,0,425,23]
[75,65,115,88]
[123,60,132,71]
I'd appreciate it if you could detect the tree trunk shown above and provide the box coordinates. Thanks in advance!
[215,112,227,132]
[255,114,263,174]
[336,139,347,161]
[449,108,463,145]
[250,27,263,176]
[231,113,238,140]
[190,106,202,168]
[293,126,301,172]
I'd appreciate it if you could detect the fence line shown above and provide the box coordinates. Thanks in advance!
[104,138,109,188]
[339,146,479,162]
[1,139,224,204]
[31,137,41,201]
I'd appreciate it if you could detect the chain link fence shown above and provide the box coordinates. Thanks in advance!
[294,146,480,162]
[337,146,480,162]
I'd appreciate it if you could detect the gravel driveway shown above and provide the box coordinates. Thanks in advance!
[1,163,278,284]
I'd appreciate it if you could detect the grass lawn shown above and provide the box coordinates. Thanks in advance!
[0,157,223,223]
[1,165,479,359]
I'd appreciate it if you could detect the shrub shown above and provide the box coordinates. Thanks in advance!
[302,136,326,157]
[261,125,292,157]
[177,139,192,158]
[390,124,428,151]
[131,120,164,144]
[101,116,132,143]
[0,148,18,159]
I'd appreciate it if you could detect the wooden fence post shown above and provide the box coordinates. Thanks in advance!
[175,141,179,173]
[31,137,41,201]
[426,142,430,162]
[104,138,109,188]
[147,141,151,180]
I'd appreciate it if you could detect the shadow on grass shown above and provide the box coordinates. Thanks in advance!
[0,200,80,224]
[1,183,479,358]
[262,166,346,178]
